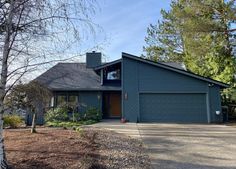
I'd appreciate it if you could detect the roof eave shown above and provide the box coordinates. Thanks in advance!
[94,59,122,70]
[49,88,122,92]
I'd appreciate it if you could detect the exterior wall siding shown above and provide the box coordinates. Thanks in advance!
[122,58,139,122]
[122,57,223,123]
[54,91,102,112]
[138,61,208,92]
[26,91,102,125]
[26,111,44,125]
[79,91,102,112]
[209,86,223,122]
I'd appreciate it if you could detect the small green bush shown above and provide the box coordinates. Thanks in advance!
[76,127,86,137]
[46,119,97,128]
[46,121,81,127]
[80,119,97,125]
[45,107,69,122]
[45,106,101,128]
[3,115,23,128]
[83,107,102,121]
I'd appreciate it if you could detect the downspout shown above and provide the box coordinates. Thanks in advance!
[137,61,140,123]
[100,69,103,85]
[121,58,124,120]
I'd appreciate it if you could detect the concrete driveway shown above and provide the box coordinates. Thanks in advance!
[92,121,236,169]
[138,123,236,169]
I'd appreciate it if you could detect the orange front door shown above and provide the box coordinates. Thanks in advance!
[109,93,121,117]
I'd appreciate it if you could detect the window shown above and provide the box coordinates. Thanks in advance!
[68,95,77,106]
[50,97,54,107]
[57,95,67,106]
[56,94,78,108]
[107,69,120,80]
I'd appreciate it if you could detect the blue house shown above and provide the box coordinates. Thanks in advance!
[35,52,228,123]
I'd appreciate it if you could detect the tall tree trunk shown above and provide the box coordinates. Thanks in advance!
[0,114,8,169]
[31,112,36,133]
[31,101,43,133]
[0,0,15,168]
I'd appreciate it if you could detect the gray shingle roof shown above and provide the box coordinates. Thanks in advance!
[35,63,121,91]
[35,53,229,91]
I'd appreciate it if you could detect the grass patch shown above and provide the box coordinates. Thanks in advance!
[46,120,98,128]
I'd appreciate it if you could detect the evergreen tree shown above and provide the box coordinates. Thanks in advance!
[144,0,236,102]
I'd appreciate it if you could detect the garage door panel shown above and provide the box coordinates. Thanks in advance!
[140,93,207,123]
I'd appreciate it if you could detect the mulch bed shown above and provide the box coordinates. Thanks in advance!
[4,128,151,169]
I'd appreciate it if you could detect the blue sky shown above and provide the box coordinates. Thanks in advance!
[82,0,171,61]
[25,0,172,81]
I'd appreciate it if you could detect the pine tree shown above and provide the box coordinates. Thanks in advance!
[144,0,236,102]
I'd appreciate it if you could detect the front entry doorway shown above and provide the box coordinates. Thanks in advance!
[103,92,121,118]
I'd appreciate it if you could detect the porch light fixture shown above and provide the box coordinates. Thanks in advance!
[124,93,128,100]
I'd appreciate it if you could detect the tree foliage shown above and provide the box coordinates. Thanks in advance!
[0,0,97,91]
[144,0,236,102]
[6,81,52,133]
[5,81,52,111]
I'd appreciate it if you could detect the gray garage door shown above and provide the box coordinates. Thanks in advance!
[140,93,207,123]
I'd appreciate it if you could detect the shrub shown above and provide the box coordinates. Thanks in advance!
[3,115,23,128]
[45,107,69,122]
[46,120,97,128]
[80,119,98,125]
[76,127,86,137]
[46,121,82,127]
[45,106,101,128]
[83,107,102,121]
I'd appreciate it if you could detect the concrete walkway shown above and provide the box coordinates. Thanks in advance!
[91,121,236,169]
[91,120,140,139]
